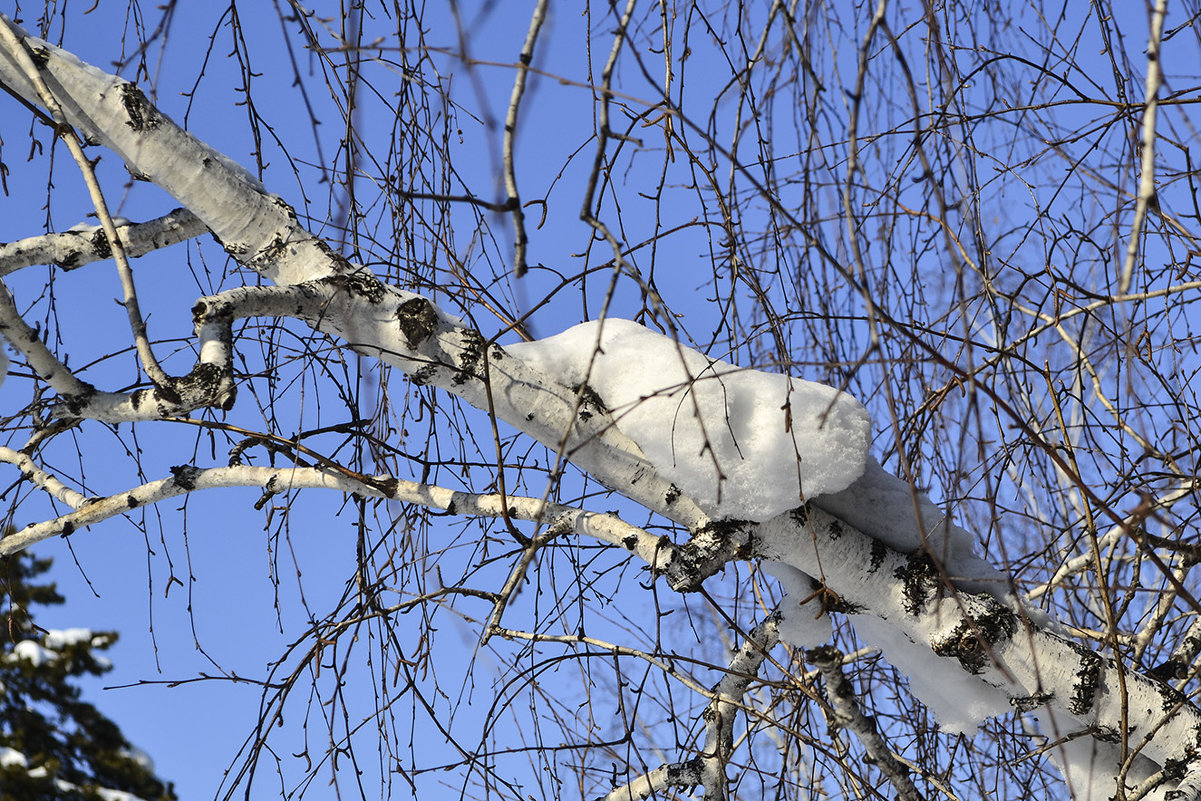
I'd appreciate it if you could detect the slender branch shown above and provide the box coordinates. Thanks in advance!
[0,279,95,397]
[503,0,548,277]
[807,644,925,801]
[1119,0,1169,295]
[579,0,641,273]
[0,18,168,386]
[0,446,88,510]
[0,459,674,564]
[596,614,782,801]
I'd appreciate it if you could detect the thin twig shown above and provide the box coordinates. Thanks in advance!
[1119,0,1169,295]
[504,0,548,277]
[0,16,170,386]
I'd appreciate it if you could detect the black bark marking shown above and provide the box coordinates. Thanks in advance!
[29,46,50,69]
[894,552,938,616]
[1009,692,1054,713]
[89,229,112,259]
[411,364,439,386]
[370,477,397,497]
[55,250,84,270]
[1066,639,1102,716]
[330,269,385,303]
[868,539,888,573]
[170,465,200,491]
[59,385,98,418]
[396,297,439,348]
[571,383,608,418]
[121,83,161,132]
[930,608,1017,674]
[454,330,484,385]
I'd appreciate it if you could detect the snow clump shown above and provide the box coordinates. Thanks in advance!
[508,318,872,521]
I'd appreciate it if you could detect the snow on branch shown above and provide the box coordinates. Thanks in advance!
[755,504,1201,777]
[508,318,872,521]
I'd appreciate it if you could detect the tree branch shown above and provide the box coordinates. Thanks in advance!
[807,644,925,801]
[0,458,673,564]
[0,209,206,277]
[596,613,782,801]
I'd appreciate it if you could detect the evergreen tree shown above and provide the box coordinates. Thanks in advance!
[0,549,175,801]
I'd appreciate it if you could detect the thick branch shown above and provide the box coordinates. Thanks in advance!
[0,15,343,285]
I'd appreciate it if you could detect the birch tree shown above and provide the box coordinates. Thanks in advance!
[1,3,1199,799]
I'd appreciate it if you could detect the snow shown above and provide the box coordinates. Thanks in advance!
[6,630,97,667]
[1035,719,1168,801]
[9,639,55,666]
[760,561,832,647]
[96,787,148,801]
[850,612,1011,734]
[44,627,93,649]
[120,746,155,772]
[508,319,872,521]
[813,458,1001,589]
[66,217,131,233]
[0,746,27,768]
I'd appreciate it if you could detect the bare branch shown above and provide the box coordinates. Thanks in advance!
[503,0,548,278]
[0,209,206,277]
